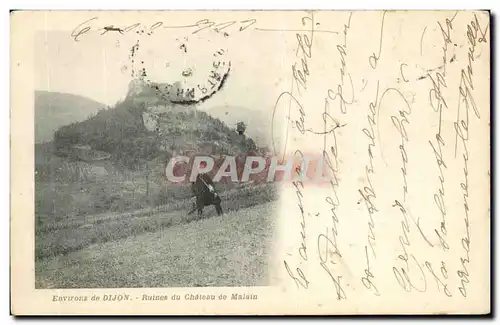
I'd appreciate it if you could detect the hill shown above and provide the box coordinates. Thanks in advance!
[35,83,274,220]
[35,91,106,143]
[52,95,260,172]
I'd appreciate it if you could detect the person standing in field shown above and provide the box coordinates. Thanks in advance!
[190,161,223,217]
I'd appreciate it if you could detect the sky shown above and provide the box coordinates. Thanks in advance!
[33,11,351,148]
[34,25,291,107]
[34,25,301,145]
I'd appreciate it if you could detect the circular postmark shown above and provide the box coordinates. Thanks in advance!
[127,34,231,105]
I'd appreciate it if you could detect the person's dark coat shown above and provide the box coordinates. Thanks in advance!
[191,173,223,216]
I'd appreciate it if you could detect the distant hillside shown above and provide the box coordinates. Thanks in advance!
[35,91,106,143]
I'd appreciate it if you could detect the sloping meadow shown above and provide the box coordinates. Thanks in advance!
[35,182,278,261]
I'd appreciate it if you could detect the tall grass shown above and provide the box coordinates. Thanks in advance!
[35,183,278,261]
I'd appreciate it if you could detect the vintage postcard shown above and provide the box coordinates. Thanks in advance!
[10,10,491,315]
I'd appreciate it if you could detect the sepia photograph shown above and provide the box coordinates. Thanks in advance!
[10,9,491,315]
[34,23,282,289]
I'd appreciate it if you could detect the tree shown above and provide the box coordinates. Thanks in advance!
[236,121,246,135]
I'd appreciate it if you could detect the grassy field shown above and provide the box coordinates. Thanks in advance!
[35,200,278,288]
[35,182,277,260]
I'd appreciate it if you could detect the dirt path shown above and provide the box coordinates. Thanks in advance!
[35,201,278,288]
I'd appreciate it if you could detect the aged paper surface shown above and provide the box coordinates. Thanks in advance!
[10,10,490,315]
